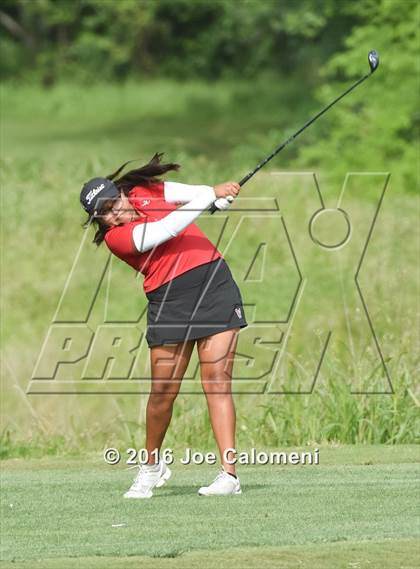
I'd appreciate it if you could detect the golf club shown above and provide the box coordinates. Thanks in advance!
[210,50,380,214]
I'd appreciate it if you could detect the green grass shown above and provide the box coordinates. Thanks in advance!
[1,79,419,453]
[1,445,419,568]
[1,541,419,569]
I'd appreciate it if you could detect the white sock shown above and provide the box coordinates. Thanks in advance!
[142,461,160,471]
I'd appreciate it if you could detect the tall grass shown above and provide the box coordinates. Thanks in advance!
[1,80,418,457]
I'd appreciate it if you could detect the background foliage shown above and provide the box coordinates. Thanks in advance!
[1,0,359,82]
[2,0,418,190]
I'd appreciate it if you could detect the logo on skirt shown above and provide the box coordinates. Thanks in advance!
[235,307,242,319]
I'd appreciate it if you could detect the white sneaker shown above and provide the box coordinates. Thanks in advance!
[123,461,171,499]
[198,468,242,496]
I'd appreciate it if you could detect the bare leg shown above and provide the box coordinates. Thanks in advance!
[196,328,240,475]
[146,340,195,464]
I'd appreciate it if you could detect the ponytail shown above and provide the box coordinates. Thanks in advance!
[108,152,180,192]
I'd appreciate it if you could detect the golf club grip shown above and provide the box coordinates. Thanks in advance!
[209,172,253,214]
[209,196,233,214]
[209,189,241,214]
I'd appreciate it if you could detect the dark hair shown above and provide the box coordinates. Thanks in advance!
[84,152,180,245]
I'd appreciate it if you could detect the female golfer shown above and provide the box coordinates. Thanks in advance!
[80,153,247,498]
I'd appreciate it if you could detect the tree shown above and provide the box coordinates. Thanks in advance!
[298,0,419,193]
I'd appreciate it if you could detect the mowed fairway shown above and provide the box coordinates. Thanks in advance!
[1,445,419,568]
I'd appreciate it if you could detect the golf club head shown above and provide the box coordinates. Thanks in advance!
[368,50,379,73]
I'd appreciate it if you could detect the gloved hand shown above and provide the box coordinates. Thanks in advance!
[213,195,234,211]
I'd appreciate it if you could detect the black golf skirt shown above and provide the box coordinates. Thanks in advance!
[145,258,248,348]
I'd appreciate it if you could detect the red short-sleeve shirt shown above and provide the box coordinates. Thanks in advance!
[104,182,223,293]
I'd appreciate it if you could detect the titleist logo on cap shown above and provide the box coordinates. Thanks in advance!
[85,183,105,205]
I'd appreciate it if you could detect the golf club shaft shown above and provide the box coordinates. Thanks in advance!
[238,72,371,186]
[210,70,372,214]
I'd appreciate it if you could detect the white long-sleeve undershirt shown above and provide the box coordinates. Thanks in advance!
[165,181,233,210]
[163,181,215,204]
[132,182,217,253]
